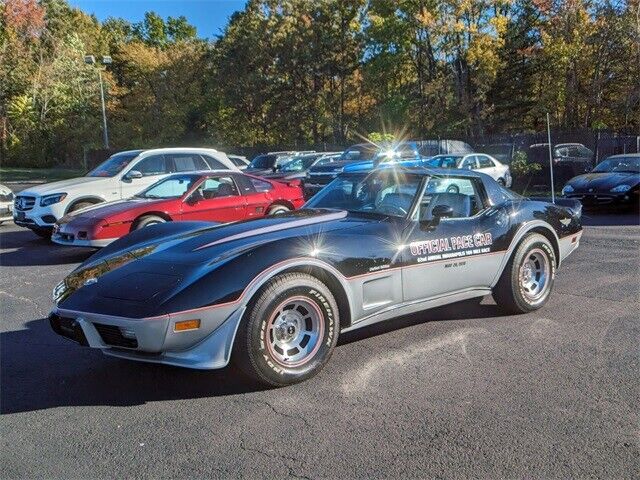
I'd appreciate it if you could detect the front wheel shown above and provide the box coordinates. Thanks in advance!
[132,215,166,230]
[493,233,556,314]
[234,272,339,386]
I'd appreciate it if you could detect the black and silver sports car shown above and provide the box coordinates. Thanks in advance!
[562,153,640,208]
[50,168,582,386]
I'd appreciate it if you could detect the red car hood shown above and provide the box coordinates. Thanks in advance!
[58,198,170,225]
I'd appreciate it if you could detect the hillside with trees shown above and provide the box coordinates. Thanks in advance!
[1,0,638,166]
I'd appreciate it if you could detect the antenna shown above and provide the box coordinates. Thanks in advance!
[546,113,555,204]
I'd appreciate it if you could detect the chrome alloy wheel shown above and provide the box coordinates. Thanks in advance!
[266,297,324,367]
[519,248,550,302]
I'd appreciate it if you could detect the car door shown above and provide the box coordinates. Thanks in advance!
[180,175,247,223]
[476,154,498,180]
[235,175,273,218]
[120,154,172,199]
[401,175,507,302]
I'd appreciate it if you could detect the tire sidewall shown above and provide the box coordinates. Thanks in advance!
[510,235,556,311]
[268,205,290,215]
[245,277,338,385]
[134,216,165,230]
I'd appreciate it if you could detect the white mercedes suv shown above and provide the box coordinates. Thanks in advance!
[13,147,239,238]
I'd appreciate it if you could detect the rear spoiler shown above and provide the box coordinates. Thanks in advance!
[529,197,582,218]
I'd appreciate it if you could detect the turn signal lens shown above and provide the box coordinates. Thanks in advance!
[174,319,200,332]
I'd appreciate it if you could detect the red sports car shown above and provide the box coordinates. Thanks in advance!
[52,171,305,247]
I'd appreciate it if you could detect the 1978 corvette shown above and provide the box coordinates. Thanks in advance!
[50,168,582,386]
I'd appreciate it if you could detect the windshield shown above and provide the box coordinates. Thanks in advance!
[249,154,277,169]
[87,152,140,177]
[374,143,418,162]
[425,155,462,168]
[592,157,640,173]
[304,172,422,217]
[136,174,200,199]
[339,145,378,162]
[280,155,319,172]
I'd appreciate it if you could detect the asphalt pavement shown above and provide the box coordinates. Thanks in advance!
[1,210,639,479]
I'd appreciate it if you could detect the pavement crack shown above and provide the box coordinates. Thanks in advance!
[248,399,312,428]
[239,440,312,479]
[0,290,46,316]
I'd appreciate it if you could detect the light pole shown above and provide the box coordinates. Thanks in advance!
[84,55,112,149]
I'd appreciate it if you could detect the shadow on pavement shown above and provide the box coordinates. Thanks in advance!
[2,297,500,414]
[1,318,267,414]
[580,210,639,227]
[0,229,95,266]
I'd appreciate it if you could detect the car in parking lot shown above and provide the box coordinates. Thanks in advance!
[0,183,14,225]
[425,153,512,188]
[261,152,342,182]
[49,168,582,386]
[561,153,639,208]
[245,151,315,176]
[52,171,305,248]
[227,155,250,170]
[13,148,239,238]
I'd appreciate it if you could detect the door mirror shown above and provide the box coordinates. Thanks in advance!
[187,189,204,205]
[124,170,143,181]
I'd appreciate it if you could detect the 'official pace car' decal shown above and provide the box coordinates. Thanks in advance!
[409,233,493,263]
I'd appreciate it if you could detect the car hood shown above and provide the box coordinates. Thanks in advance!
[18,176,110,196]
[57,198,169,225]
[56,209,381,311]
[566,172,639,191]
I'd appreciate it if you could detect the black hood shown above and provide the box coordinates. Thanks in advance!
[308,160,359,173]
[566,171,639,192]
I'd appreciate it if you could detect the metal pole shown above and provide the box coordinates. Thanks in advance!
[546,112,555,204]
[98,69,109,149]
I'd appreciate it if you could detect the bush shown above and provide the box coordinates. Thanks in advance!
[510,150,541,178]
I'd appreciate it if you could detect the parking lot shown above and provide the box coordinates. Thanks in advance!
[1,206,639,478]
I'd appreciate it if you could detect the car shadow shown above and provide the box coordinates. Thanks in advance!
[1,318,267,414]
[580,210,639,227]
[2,298,500,414]
[0,229,95,266]
[339,296,501,345]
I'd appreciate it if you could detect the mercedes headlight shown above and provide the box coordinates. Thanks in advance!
[561,184,574,195]
[610,184,631,193]
[40,193,67,207]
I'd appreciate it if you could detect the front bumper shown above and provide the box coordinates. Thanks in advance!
[0,202,13,222]
[13,201,66,228]
[49,302,246,370]
[51,224,115,248]
[564,191,637,207]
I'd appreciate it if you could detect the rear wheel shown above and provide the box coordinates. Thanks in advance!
[267,204,290,215]
[234,272,339,386]
[132,215,166,230]
[493,233,556,314]
[497,178,506,186]
[446,184,459,194]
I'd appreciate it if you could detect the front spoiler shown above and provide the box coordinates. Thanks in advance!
[50,304,246,370]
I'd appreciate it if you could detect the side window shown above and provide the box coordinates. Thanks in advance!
[460,156,477,170]
[197,176,240,200]
[418,176,485,221]
[200,154,227,170]
[134,155,169,176]
[249,177,273,193]
[168,153,208,172]
[478,156,494,168]
[231,157,247,167]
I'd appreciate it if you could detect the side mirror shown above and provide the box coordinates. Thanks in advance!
[187,189,204,205]
[124,170,143,181]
